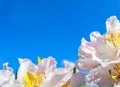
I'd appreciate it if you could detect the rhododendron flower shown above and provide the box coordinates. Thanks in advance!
[0,63,17,87]
[16,56,85,87]
[2,15,120,87]
[76,16,120,87]
[86,60,120,87]
[108,62,120,87]
[77,16,120,66]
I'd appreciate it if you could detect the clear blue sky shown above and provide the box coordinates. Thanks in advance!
[0,0,120,71]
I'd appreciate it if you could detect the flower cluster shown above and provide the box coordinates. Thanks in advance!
[77,16,120,87]
[1,16,120,87]
[0,57,85,87]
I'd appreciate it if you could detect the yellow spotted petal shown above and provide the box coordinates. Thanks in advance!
[109,63,120,83]
[104,32,120,48]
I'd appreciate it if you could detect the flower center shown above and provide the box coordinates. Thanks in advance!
[23,71,42,87]
[109,63,120,83]
[104,32,120,48]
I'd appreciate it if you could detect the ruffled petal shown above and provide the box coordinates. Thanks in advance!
[37,56,57,74]
[76,58,99,70]
[69,72,85,87]
[106,16,120,33]
[17,58,37,84]
[0,63,15,87]
[86,60,120,87]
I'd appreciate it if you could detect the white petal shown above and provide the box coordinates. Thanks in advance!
[63,60,75,70]
[69,72,85,87]
[86,60,120,87]
[17,58,37,83]
[40,58,74,87]
[0,63,15,87]
[37,56,57,76]
[42,68,72,87]
[90,31,102,42]
[76,58,99,70]
[106,16,120,33]
[80,31,118,62]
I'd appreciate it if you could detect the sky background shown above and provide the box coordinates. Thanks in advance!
[0,0,120,72]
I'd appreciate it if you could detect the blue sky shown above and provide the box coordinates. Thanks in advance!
[0,0,120,71]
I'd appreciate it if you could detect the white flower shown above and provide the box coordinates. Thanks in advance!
[86,60,120,87]
[17,57,40,87]
[77,16,120,87]
[77,16,120,70]
[17,56,84,87]
[0,63,17,87]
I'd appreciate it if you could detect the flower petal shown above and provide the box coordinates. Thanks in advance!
[76,58,99,70]
[106,16,120,33]
[0,63,15,87]
[69,72,85,87]
[86,60,120,87]
[17,58,37,84]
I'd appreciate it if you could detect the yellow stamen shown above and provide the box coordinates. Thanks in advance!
[104,32,120,48]
[23,71,42,87]
[109,63,120,83]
